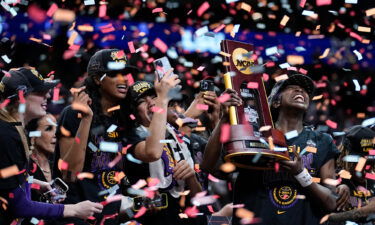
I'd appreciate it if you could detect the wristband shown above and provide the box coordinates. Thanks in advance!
[294,168,312,187]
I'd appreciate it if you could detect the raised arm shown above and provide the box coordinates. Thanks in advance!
[133,69,181,162]
[201,89,242,174]
[59,88,93,177]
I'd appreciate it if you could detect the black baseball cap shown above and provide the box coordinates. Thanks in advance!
[127,81,156,105]
[268,73,315,106]
[343,125,375,157]
[87,49,139,77]
[0,67,58,99]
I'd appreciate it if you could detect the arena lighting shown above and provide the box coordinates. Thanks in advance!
[2,13,374,68]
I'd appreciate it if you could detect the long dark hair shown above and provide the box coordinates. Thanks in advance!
[83,75,130,132]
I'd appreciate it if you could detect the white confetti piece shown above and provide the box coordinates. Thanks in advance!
[342,155,360,163]
[195,26,209,37]
[265,46,278,56]
[1,55,11,64]
[30,217,39,225]
[345,0,357,3]
[159,139,174,144]
[273,147,288,152]
[362,117,375,127]
[27,176,34,184]
[279,62,291,69]
[106,124,117,133]
[353,50,363,61]
[99,141,118,153]
[84,0,95,5]
[353,79,361,91]
[18,103,25,113]
[29,131,42,137]
[295,47,306,52]
[126,153,142,164]
[285,130,298,140]
[302,10,315,16]
[88,142,98,152]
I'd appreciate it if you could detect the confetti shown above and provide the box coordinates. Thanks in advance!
[29,131,41,137]
[132,179,147,190]
[208,174,220,183]
[265,46,278,56]
[355,157,367,171]
[285,130,298,140]
[134,206,147,218]
[1,55,11,64]
[220,123,230,143]
[153,38,168,53]
[106,124,117,133]
[240,3,251,12]
[353,50,363,61]
[77,172,94,180]
[152,8,163,13]
[280,15,289,27]
[365,173,375,180]
[196,104,209,111]
[316,0,331,6]
[365,8,375,17]
[53,9,76,22]
[247,82,259,89]
[213,24,225,33]
[197,2,210,17]
[107,105,120,112]
[84,0,95,6]
[306,146,317,153]
[99,141,118,153]
[0,165,19,179]
[275,74,289,82]
[108,154,122,168]
[128,41,136,53]
[299,0,307,7]
[320,214,329,224]
[58,159,69,171]
[60,126,71,137]
[338,170,352,179]
[325,119,337,129]
[220,162,236,173]
[358,26,371,32]
[99,4,107,18]
[217,93,230,103]
[46,3,58,17]
[126,154,142,164]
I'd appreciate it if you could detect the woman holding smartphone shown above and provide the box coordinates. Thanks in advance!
[0,67,103,224]
[54,49,142,224]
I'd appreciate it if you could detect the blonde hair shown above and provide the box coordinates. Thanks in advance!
[0,103,30,161]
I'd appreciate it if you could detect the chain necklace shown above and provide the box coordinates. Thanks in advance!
[31,152,51,174]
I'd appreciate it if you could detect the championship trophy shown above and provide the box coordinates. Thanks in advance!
[220,40,289,170]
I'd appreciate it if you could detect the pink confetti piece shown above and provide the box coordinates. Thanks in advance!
[349,32,363,42]
[196,104,209,111]
[197,2,210,17]
[369,150,375,155]
[365,173,375,180]
[325,119,337,129]
[213,24,225,33]
[207,205,215,213]
[132,179,147,190]
[274,162,279,173]
[46,3,58,17]
[18,90,25,104]
[28,4,47,23]
[217,93,230,103]
[30,183,40,190]
[187,9,192,15]
[153,38,168,53]
[208,174,220,183]
[129,114,136,120]
[98,4,106,18]
[125,73,134,86]
[220,123,230,143]
[134,206,147,218]
[108,154,122,168]
[197,66,205,71]
[52,87,60,102]
[316,0,331,6]
[247,82,259,89]
[150,106,165,113]
[152,8,163,13]
[262,73,269,82]
[184,206,199,218]
[299,68,308,74]
[76,172,94,180]
[100,194,122,206]
[147,177,160,187]
[299,0,307,7]
[58,159,68,171]
[128,41,135,53]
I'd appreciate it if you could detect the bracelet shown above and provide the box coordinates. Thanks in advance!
[294,168,312,187]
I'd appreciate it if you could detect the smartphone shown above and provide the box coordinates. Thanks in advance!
[153,57,172,81]
[40,178,69,203]
[200,80,215,92]
[133,193,168,211]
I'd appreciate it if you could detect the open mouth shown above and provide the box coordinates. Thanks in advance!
[41,103,47,110]
[293,94,305,103]
[116,84,128,94]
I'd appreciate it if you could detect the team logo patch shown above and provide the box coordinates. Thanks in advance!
[269,185,298,209]
[98,170,117,190]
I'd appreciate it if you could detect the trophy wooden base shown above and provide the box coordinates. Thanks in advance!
[224,125,290,170]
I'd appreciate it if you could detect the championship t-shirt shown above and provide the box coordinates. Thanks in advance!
[233,127,340,225]
[123,124,205,225]
[53,106,140,225]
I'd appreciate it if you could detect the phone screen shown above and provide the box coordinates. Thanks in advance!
[153,57,172,81]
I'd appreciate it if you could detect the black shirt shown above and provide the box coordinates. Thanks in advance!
[53,106,140,225]
[233,127,340,225]
[0,120,28,224]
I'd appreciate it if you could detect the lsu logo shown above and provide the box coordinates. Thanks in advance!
[110,50,127,64]
[232,48,255,75]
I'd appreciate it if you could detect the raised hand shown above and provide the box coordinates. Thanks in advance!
[70,86,93,118]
